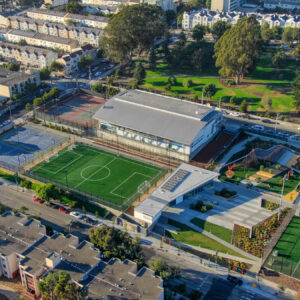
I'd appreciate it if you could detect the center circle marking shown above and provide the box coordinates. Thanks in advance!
[81,165,111,181]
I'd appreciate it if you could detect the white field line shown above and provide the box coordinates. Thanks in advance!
[36,152,83,175]
[84,146,158,171]
[75,157,116,188]
[110,172,151,198]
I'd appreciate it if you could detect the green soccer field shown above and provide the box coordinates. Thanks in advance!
[30,143,163,208]
[265,217,300,278]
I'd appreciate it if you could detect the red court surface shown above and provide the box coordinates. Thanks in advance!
[45,93,106,126]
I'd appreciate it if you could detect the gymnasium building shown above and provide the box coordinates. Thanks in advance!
[93,90,223,162]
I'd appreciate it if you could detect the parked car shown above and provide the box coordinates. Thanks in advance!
[59,207,69,214]
[70,211,83,219]
[229,112,241,117]
[262,119,272,124]
[251,124,264,131]
[32,195,43,203]
[227,275,243,286]
[84,216,97,225]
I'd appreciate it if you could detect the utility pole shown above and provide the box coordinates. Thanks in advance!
[275,112,280,133]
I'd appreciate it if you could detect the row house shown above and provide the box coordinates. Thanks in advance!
[44,0,69,7]
[264,0,300,10]
[26,8,108,29]
[56,44,97,74]
[0,68,40,98]
[0,213,164,300]
[183,8,300,29]
[8,16,101,47]
[5,29,78,53]
[0,42,58,68]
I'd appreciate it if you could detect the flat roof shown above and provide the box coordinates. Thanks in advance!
[85,258,163,300]
[135,163,219,218]
[93,90,220,145]
[0,68,36,87]
[0,212,45,257]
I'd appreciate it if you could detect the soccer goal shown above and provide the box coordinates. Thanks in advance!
[68,144,76,151]
[138,180,151,195]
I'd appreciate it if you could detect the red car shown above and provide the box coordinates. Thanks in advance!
[32,196,44,203]
[59,207,68,214]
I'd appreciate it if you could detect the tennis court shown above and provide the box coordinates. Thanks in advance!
[30,143,164,208]
[0,126,64,170]
[45,93,106,126]
[265,216,300,279]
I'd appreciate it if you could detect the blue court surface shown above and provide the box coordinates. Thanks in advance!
[0,126,64,170]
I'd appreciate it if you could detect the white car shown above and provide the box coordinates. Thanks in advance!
[229,112,241,117]
[70,211,83,219]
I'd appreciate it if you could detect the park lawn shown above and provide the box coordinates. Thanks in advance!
[167,219,247,259]
[191,218,233,243]
[220,164,258,183]
[258,171,300,195]
[142,76,294,113]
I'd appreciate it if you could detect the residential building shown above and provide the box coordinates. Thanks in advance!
[81,3,119,14]
[0,68,40,98]
[44,0,69,7]
[93,90,223,162]
[19,233,100,297]
[134,164,219,226]
[7,16,102,47]
[211,0,240,12]
[0,42,58,68]
[5,30,78,52]
[81,0,128,6]
[0,212,45,279]
[84,258,164,300]
[264,0,300,10]
[56,44,97,74]
[26,8,108,29]
[141,0,175,11]
[182,9,300,29]
[0,28,8,41]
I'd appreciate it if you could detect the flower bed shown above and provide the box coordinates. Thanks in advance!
[190,200,213,213]
[261,199,279,211]
[232,209,289,257]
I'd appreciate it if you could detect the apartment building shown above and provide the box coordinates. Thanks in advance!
[26,8,108,29]
[0,42,58,68]
[264,0,300,10]
[44,0,69,7]
[0,68,40,98]
[182,9,300,29]
[0,212,45,279]
[7,16,101,47]
[56,44,97,74]
[19,233,100,297]
[5,29,78,52]
[211,0,240,12]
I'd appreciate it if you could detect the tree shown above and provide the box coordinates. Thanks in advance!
[164,10,176,26]
[38,271,84,300]
[101,4,166,63]
[65,19,76,26]
[40,68,50,80]
[183,79,193,88]
[211,20,231,40]
[272,26,283,40]
[282,27,294,46]
[25,103,32,111]
[272,47,286,68]
[18,39,27,46]
[202,83,216,98]
[261,23,273,44]
[50,61,64,72]
[66,1,82,13]
[6,62,19,71]
[36,183,58,201]
[214,16,262,84]
[292,72,300,110]
[149,46,156,70]
[133,62,146,83]
[78,55,93,70]
[150,258,181,280]
[89,225,144,266]
[33,97,43,107]
[239,99,248,113]
[92,82,105,93]
[261,95,272,110]
[292,46,300,60]
[192,24,206,42]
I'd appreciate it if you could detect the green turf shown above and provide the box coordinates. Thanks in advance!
[265,217,300,279]
[167,219,247,259]
[258,171,300,195]
[31,143,162,207]
[191,218,233,243]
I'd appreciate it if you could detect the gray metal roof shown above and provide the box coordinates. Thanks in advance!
[135,163,219,218]
[93,90,220,145]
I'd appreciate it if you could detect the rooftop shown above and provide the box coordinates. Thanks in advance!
[0,212,45,256]
[85,258,163,300]
[0,68,37,87]
[93,90,221,145]
[135,163,219,218]
[20,234,99,276]
[0,41,55,56]
[8,30,76,45]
